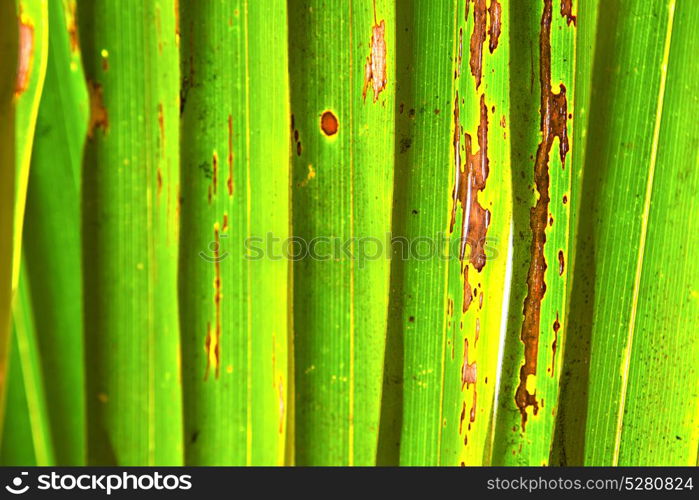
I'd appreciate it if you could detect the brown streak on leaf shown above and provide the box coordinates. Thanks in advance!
[515,0,569,431]
[204,322,212,380]
[15,19,34,96]
[156,168,163,198]
[66,1,79,53]
[213,224,222,380]
[227,115,234,196]
[550,313,560,376]
[488,0,502,53]
[362,20,387,102]
[558,250,565,275]
[87,80,109,139]
[157,102,164,156]
[456,27,463,79]
[468,0,487,88]
[212,152,218,197]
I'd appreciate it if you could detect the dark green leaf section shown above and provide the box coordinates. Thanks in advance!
[0,336,36,466]
[382,0,456,466]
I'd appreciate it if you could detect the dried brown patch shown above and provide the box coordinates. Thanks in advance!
[362,20,387,102]
[461,339,477,389]
[451,95,491,267]
[561,0,577,26]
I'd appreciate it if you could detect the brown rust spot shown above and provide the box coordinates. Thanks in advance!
[320,111,338,136]
[558,250,565,275]
[296,142,302,156]
[488,0,502,53]
[87,80,109,139]
[227,115,234,196]
[156,168,163,198]
[222,213,228,232]
[515,0,570,431]
[562,194,568,204]
[561,0,577,26]
[362,20,387,102]
[15,18,34,96]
